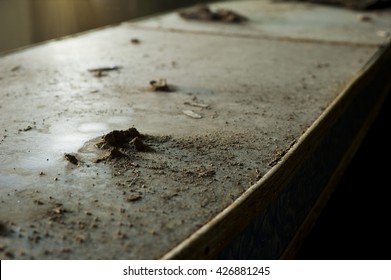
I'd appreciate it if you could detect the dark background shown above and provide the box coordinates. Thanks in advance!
[296,89,391,260]
[284,0,391,260]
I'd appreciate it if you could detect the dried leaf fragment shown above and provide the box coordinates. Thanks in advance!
[149,79,171,92]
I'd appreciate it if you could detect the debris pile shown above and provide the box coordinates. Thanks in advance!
[178,4,248,23]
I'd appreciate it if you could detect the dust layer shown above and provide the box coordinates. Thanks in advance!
[0,127,295,259]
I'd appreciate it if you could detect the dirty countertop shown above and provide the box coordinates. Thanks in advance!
[0,0,390,259]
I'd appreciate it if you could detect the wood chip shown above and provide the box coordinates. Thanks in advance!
[88,66,122,77]
[184,101,210,108]
[182,110,202,119]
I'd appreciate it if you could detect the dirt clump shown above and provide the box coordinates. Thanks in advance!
[96,128,141,149]
[64,153,79,165]
[95,128,154,162]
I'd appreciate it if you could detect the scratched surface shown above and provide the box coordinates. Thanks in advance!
[0,0,389,259]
